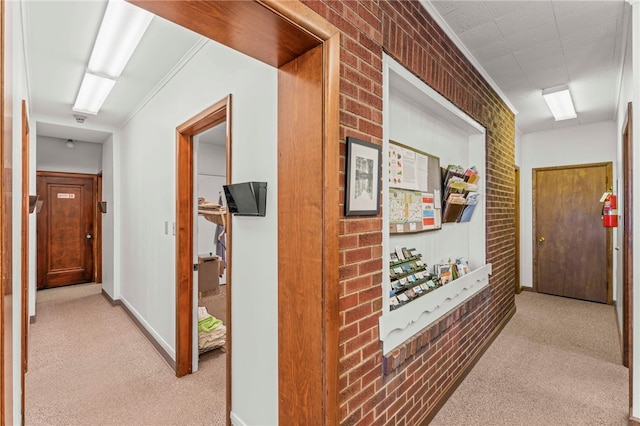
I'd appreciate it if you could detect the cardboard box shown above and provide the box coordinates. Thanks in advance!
[198,255,220,295]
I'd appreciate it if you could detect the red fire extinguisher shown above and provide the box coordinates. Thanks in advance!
[602,192,618,227]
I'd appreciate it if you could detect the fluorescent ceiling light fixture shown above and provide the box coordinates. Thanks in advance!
[542,85,577,121]
[73,73,117,115]
[88,0,153,79]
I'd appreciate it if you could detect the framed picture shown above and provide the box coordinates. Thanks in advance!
[345,136,381,216]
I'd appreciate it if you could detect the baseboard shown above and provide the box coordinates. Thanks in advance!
[520,286,534,292]
[419,303,517,425]
[29,315,36,324]
[101,289,117,306]
[629,415,640,425]
[101,290,176,372]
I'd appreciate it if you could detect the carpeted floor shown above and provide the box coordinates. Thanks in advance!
[26,283,227,425]
[26,285,628,425]
[431,291,628,425]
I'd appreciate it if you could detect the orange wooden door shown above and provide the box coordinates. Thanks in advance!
[533,163,611,303]
[36,172,96,288]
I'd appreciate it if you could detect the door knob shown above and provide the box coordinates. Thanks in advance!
[86,234,92,239]
[539,237,545,242]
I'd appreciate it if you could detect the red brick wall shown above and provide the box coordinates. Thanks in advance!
[303,1,516,424]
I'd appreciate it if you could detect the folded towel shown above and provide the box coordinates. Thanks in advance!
[198,315,222,333]
[197,306,209,320]
[199,325,227,350]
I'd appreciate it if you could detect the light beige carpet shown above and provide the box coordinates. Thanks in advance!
[431,291,628,425]
[26,283,226,425]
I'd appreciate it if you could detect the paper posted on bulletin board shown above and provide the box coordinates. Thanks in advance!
[388,141,442,233]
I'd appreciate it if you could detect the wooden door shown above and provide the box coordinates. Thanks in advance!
[36,172,96,288]
[533,163,612,303]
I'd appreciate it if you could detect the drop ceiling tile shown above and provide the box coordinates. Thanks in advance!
[502,21,558,52]
[430,0,471,17]
[438,1,492,34]
[482,54,523,76]
[519,56,566,75]
[466,39,511,63]
[493,5,555,36]
[513,43,564,67]
[456,20,504,50]
[565,42,616,78]
[526,67,570,91]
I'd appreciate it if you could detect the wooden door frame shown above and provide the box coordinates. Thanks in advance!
[131,1,340,423]
[623,102,632,378]
[35,171,100,288]
[1,0,12,421]
[20,99,29,421]
[532,162,613,304]
[95,174,102,284]
[175,96,232,417]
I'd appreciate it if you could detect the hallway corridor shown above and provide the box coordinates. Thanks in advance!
[25,283,226,425]
[432,291,628,425]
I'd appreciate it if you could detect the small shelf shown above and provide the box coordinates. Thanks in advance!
[380,263,491,354]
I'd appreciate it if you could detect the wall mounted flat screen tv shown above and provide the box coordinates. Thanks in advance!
[223,182,267,217]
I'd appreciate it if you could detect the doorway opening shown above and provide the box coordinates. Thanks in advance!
[35,171,101,289]
[176,96,231,418]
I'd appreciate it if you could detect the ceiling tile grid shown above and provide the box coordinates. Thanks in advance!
[431,0,626,134]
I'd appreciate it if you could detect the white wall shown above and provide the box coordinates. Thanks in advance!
[614,8,633,338]
[36,136,102,173]
[519,121,617,292]
[116,39,278,425]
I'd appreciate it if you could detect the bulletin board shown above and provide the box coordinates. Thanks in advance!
[388,140,442,233]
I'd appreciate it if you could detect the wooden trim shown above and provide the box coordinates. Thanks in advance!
[278,45,325,423]
[101,290,175,370]
[322,32,340,425]
[20,99,29,423]
[175,132,193,378]
[623,102,633,403]
[175,96,231,379]
[129,0,323,69]
[95,175,102,284]
[514,166,521,294]
[419,304,517,425]
[258,0,338,41]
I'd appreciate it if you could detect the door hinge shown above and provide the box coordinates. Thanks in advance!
[193,264,198,272]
